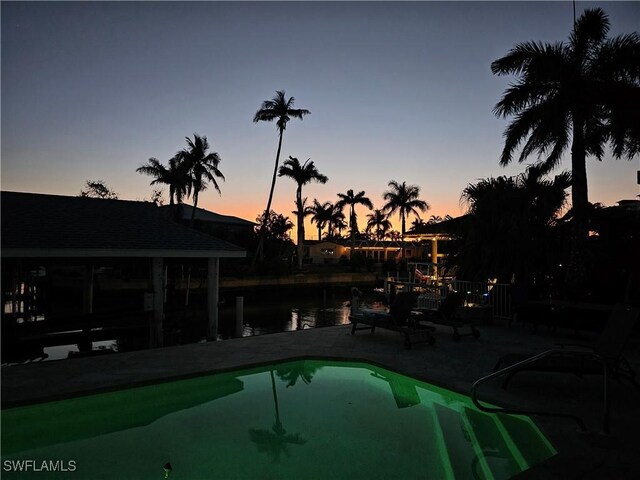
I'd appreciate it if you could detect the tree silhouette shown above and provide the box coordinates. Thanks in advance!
[253,91,310,265]
[454,165,571,282]
[366,209,392,240]
[492,7,639,249]
[177,134,224,224]
[382,180,429,259]
[137,155,190,209]
[248,370,307,462]
[275,361,322,387]
[279,156,328,269]
[336,189,373,257]
[255,210,295,260]
[79,180,118,199]
[410,217,427,231]
[326,202,347,239]
[309,199,332,241]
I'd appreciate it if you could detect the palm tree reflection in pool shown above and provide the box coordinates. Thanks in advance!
[248,370,307,462]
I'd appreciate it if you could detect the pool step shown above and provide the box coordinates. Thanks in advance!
[432,403,556,480]
[435,404,493,480]
[464,407,522,479]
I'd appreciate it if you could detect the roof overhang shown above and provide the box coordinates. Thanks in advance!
[1,249,246,259]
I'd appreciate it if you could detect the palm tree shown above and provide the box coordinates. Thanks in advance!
[137,155,191,218]
[491,8,640,244]
[427,215,442,225]
[387,230,402,242]
[382,180,429,259]
[366,209,392,240]
[309,199,332,240]
[456,166,572,282]
[326,202,346,239]
[253,91,311,264]
[336,189,373,257]
[178,134,225,224]
[278,156,328,269]
[410,217,427,231]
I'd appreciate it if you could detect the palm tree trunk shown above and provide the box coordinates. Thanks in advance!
[350,207,356,259]
[296,187,304,270]
[401,213,406,263]
[253,128,284,267]
[566,115,589,294]
[571,117,589,240]
[190,190,199,226]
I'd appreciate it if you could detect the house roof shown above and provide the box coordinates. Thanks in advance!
[1,191,246,258]
[406,215,470,236]
[161,204,256,227]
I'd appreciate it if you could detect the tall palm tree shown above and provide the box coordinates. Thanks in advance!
[278,156,328,269]
[336,189,373,257]
[366,209,392,240]
[491,8,640,244]
[137,155,191,216]
[309,199,332,240]
[253,91,311,264]
[382,180,429,259]
[178,134,225,223]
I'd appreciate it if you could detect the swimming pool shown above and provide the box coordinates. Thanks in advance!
[1,359,554,479]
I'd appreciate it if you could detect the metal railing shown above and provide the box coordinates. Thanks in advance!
[470,349,603,432]
[452,280,512,321]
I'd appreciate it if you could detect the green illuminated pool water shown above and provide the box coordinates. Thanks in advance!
[1,359,554,479]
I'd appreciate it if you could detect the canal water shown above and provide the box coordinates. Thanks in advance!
[9,288,385,364]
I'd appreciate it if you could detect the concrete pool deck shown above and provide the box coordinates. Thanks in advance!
[2,321,640,479]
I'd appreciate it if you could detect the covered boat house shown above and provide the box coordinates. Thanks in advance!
[1,191,245,363]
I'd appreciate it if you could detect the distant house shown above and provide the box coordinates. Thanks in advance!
[162,204,255,247]
[306,238,428,265]
[1,191,245,362]
[404,216,468,275]
[306,240,349,264]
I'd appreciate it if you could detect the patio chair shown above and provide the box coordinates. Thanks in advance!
[493,304,640,390]
[350,291,435,348]
[421,291,481,341]
[474,304,639,433]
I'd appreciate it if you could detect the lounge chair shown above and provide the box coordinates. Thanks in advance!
[494,304,639,386]
[492,304,640,432]
[419,291,482,341]
[350,291,435,348]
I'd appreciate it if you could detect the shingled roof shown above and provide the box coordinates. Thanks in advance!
[162,204,256,226]
[1,191,246,258]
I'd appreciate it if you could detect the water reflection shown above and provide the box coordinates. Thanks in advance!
[222,289,384,338]
[248,370,307,462]
[370,371,421,409]
[276,360,323,387]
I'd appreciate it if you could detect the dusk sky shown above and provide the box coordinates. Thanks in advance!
[2,1,639,238]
